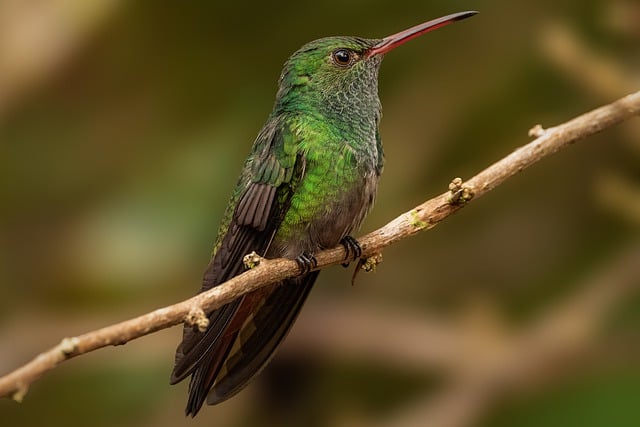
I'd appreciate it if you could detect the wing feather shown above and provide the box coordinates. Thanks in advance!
[171,118,305,416]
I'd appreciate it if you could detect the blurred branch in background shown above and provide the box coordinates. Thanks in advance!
[596,172,640,226]
[539,17,640,239]
[1,89,639,412]
[540,23,639,99]
[539,22,640,154]
[0,0,121,122]
[374,244,640,427]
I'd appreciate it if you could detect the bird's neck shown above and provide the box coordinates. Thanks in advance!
[275,89,381,147]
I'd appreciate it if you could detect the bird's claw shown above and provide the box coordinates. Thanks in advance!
[340,235,362,267]
[295,252,317,274]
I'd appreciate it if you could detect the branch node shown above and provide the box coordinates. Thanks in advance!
[529,124,546,138]
[351,253,383,286]
[59,337,79,357]
[448,177,475,205]
[11,383,28,403]
[362,253,383,272]
[243,251,263,269]
[185,307,209,333]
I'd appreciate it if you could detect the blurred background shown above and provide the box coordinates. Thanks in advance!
[1,0,639,426]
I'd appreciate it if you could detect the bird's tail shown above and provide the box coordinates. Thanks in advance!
[173,271,319,416]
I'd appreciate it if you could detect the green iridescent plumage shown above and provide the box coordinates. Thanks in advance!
[170,11,477,417]
[171,36,384,416]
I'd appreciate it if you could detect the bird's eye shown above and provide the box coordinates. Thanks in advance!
[332,49,354,67]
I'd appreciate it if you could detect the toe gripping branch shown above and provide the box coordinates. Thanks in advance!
[295,252,318,274]
[294,236,363,277]
[340,235,362,267]
[340,236,382,286]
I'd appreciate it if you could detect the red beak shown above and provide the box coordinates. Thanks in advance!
[367,11,478,58]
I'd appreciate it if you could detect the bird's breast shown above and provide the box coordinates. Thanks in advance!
[269,138,380,258]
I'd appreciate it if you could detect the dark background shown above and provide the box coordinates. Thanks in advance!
[1,1,639,426]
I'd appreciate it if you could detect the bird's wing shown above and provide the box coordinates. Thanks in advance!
[170,117,307,415]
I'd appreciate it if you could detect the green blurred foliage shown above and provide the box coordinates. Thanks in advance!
[484,370,640,427]
[1,0,639,426]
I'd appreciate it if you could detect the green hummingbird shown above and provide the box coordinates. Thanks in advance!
[170,11,477,416]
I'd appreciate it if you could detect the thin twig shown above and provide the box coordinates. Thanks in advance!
[1,90,639,401]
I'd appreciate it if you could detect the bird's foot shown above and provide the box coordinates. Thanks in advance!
[340,235,362,267]
[295,252,317,275]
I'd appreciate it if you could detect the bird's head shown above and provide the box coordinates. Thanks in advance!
[273,11,478,121]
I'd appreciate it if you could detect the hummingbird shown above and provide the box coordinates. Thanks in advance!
[170,11,477,416]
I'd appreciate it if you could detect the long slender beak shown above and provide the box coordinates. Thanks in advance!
[366,11,478,58]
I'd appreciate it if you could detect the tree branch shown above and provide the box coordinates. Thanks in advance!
[1,90,639,402]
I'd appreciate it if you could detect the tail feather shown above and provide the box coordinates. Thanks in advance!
[208,272,318,404]
[184,332,237,417]
[170,300,240,384]
[171,271,318,415]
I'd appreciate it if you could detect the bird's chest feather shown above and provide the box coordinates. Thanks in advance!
[271,134,380,257]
